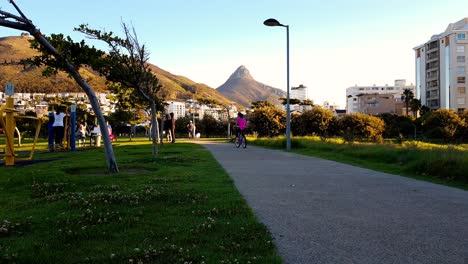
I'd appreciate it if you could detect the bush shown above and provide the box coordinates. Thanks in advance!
[249,105,285,137]
[338,113,385,143]
[422,109,465,141]
[378,113,416,139]
[291,107,334,137]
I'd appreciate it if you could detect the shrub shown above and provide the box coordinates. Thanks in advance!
[291,107,334,137]
[249,105,285,137]
[338,113,385,143]
[422,109,465,141]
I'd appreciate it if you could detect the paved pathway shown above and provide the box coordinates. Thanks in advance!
[198,141,468,264]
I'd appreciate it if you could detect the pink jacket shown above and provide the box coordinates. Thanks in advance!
[237,117,246,130]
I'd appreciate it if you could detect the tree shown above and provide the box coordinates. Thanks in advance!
[401,89,414,116]
[76,23,163,156]
[291,107,334,137]
[422,109,465,141]
[410,98,422,117]
[279,97,301,105]
[300,99,314,106]
[251,100,274,109]
[0,1,118,173]
[338,113,385,143]
[250,104,286,137]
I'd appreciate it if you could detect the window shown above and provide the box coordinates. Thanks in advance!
[458,77,466,83]
[457,56,465,62]
[457,33,466,40]
[458,87,466,94]
[457,66,465,74]
[457,45,465,52]
[457,98,465,105]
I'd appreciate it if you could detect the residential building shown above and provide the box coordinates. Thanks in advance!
[346,80,415,114]
[414,17,468,112]
[356,94,405,115]
[167,101,186,119]
[291,85,307,101]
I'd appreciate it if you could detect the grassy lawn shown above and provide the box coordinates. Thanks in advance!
[0,138,281,263]
[249,136,468,190]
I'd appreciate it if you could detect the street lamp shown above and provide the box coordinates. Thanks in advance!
[264,18,291,151]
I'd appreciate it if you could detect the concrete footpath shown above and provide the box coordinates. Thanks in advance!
[197,141,468,264]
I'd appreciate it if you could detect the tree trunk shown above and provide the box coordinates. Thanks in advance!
[160,113,165,147]
[150,100,159,157]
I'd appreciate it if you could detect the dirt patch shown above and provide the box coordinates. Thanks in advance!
[65,168,152,176]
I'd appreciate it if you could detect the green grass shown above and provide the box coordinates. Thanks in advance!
[249,136,468,190]
[0,138,281,263]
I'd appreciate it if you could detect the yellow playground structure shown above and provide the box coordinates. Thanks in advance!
[0,97,42,166]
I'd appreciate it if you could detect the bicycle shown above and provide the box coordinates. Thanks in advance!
[234,130,247,149]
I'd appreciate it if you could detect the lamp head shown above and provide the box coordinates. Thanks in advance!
[263,18,285,27]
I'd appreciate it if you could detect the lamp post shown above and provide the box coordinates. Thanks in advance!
[264,18,291,151]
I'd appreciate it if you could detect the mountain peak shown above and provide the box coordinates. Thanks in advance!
[228,65,254,80]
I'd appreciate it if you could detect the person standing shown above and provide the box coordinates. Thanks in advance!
[163,114,172,142]
[106,121,115,141]
[187,120,195,139]
[53,106,67,148]
[76,122,87,147]
[170,112,176,143]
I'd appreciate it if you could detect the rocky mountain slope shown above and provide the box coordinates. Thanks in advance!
[217,65,285,107]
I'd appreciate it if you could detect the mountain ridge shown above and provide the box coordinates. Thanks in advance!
[217,65,286,107]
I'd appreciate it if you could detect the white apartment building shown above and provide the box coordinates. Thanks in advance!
[291,85,307,101]
[414,18,468,112]
[167,101,186,119]
[346,80,415,114]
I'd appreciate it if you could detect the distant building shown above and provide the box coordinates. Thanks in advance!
[346,80,415,114]
[322,101,339,111]
[414,17,468,112]
[356,94,405,115]
[291,85,307,101]
[167,101,186,119]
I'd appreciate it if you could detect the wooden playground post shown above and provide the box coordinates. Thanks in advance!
[4,97,15,166]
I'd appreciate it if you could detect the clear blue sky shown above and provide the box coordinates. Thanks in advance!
[2,0,468,107]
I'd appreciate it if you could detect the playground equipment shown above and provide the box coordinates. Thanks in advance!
[0,97,42,166]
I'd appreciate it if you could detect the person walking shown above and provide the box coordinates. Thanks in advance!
[169,112,176,143]
[52,106,67,148]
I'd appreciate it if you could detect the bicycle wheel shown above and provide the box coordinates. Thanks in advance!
[234,136,241,148]
[242,135,247,148]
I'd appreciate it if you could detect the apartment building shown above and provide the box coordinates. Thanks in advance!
[167,101,186,119]
[346,80,414,114]
[414,18,468,112]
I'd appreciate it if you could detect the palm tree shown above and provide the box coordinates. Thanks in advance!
[401,89,414,116]
[410,98,422,117]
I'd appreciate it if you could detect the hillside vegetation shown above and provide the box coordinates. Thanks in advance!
[0,35,232,106]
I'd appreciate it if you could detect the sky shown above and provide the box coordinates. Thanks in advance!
[2,0,468,108]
